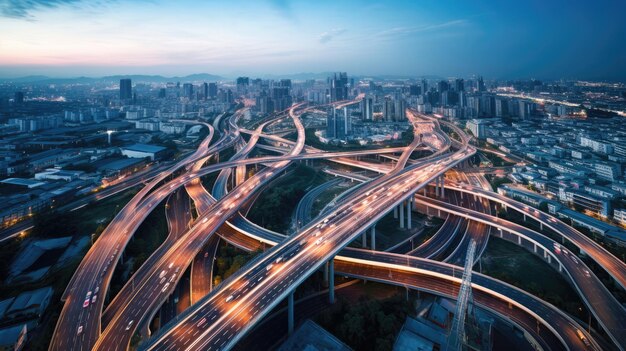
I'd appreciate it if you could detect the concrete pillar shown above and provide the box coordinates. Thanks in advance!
[440,176,445,197]
[362,231,367,248]
[370,225,376,251]
[406,200,412,229]
[517,236,521,245]
[547,255,552,264]
[323,262,329,286]
[540,222,543,231]
[394,206,398,219]
[559,263,562,273]
[329,259,335,304]
[533,244,537,253]
[399,202,405,229]
[288,291,294,335]
[523,214,527,222]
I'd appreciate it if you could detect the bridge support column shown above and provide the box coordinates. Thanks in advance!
[329,258,335,304]
[540,222,543,231]
[399,201,405,229]
[362,231,367,248]
[440,176,445,197]
[523,214,527,222]
[517,236,521,245]
[547,255,552,264]
[533,244,537,253]
[323,262,329,286]
[288,291,294,335]
[370,225,376,251]
[558,263,563,272]
[394,206,398,219]
[406,199,412,229]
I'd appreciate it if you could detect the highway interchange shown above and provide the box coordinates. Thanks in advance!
[47,100,626,351]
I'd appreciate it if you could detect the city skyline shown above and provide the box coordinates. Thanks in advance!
[1,0,626,80]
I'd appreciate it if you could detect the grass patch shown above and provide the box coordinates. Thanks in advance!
[248,164,328,233]
[478,237,585,319]
[316,289,412,351]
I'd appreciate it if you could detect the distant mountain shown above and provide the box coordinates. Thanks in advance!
[0,73,224,84]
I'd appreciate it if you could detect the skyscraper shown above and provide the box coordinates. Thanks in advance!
[208,83,218,98]
[329,72,348,102]
[361,97,373,120]
[203,82,209,100]
[120,79,132,100]
[454,78,465,92]
[183,83,194,99]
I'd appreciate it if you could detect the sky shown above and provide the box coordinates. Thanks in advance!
[0,0,625,80]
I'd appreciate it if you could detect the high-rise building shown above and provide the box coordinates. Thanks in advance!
[120,79,132,100]
[208,83,218,98]
[394,98,406,121]
[361,97,373,120]
[437,80,450,93]
[329,72,348,102]
[236,77,249,91]
[183,83,194,99]
[383,98,394,121]
[454,78,465,92]
[203,82,209,100]
[13,92,24,104]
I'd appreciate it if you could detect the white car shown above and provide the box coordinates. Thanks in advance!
[77,326,83,335]
[125,320,134,331]
[162,283,170,292]
[225,295,234,302]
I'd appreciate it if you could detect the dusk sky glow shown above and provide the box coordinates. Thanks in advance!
[1,0,625,79]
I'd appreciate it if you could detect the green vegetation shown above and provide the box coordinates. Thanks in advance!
[248,164,327,233]
[485,174,512,192]
[317,292,412,351]
[213,244,262,286]
[304,128,411,152]
[482,151,515,167]
[479,237,586,319]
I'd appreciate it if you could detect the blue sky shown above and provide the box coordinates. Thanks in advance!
[0,0,625,79]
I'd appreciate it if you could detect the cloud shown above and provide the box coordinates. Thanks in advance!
[375,20,468,39]
[319,28,346,44]
[0,0,82,19]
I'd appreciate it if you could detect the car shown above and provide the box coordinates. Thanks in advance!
[202,217,208,223]
[275,256,283,264]
[197,317,207,327]
[86,291,92,298]
[266,264,274,271]
[162,283,170,292]
[314,238,323,245]
[204,252,209,258]
[159,270,167,279]
[225,295,235,302]
[160,277,167,284]
[168,262,174,269]
[77,326,83,335]
[175,267,180,273]
[83,299,90,308]
[94,286,99,294]
[584,269,591,277]
[169,274,177,283]
[91,295,97,304]
[125,320,134,331]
